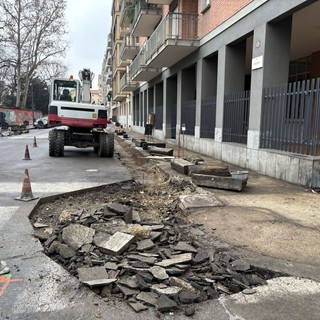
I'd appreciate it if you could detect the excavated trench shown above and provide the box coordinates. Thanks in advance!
[29,138,285,317]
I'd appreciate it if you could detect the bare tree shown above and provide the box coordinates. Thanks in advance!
[0,0,68,109]
[37,60,68,83]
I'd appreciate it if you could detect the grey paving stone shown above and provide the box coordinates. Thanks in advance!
[62,223,95,250]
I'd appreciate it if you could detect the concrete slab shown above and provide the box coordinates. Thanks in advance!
[191,173,246,191]
[97,231,135,255]
[170,158,195,174]
[77,266,117,287]
[178,194,224,210]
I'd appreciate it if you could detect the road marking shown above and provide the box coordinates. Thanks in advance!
[0,274,23,298]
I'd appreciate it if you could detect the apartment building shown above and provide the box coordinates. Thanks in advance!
[110,0,320,187]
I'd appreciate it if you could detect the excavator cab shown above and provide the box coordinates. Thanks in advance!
[51,79,80,103]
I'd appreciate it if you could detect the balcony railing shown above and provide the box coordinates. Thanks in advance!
[129,45,147,79]
[132,0,162,36]
[120,0,133,25]
[145,12,198,66]
[120,35,140,60]
[129,44,161,81]
[120,73,139,92]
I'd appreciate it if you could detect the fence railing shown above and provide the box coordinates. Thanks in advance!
[223,90,250,144]
[181,100,196,135]
[201,96,216,139]
[261,78,320,156]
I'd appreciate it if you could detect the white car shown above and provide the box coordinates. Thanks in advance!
[34,116,48,129]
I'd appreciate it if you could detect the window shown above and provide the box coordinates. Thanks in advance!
[201,0,211,13]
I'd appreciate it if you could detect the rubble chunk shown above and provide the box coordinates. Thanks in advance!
[117,284,140,297]
[62,224,95,250]
[136,239,155,251]
[231,259,251,272]
[151,284,182,296]
[156,253,192,268]
[127,254,157,265]
[157,294,178,313]
[174,241,197,253]
[149,266,169,280]
[192,250,210,265]
[127,301,148,313]
[77,266,117,287]
[136,292,158,306]
[97,232,135,255]
[57,243,76,259]
[104,262,118,270]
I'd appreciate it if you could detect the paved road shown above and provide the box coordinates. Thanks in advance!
[1,129,320,320]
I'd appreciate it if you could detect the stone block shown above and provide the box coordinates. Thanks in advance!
[170,159,195,175]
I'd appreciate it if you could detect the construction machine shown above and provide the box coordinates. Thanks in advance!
[47,68,114,157]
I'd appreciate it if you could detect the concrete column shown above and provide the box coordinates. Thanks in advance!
[248,17,292,149]
[176,70,182,134]
[195,59,203,139]
[163,78,167,134]
[139,92,143,127]
[215,47,227,142]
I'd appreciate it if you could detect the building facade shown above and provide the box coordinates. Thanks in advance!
[110,0,320,187]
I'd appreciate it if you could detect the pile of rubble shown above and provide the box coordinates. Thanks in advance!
[32,180,276,317]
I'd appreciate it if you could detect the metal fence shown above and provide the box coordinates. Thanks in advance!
[155,104,163,129]
[200,96,216,139]
[223,90,250,143]
[261,78,320,156]
[181,100,196,135]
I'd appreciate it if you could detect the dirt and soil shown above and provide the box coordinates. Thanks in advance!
[31,135,320,283]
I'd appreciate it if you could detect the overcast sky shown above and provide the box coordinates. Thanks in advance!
[65,0,112,88]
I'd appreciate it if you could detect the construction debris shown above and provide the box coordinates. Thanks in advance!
[31,180,278,317]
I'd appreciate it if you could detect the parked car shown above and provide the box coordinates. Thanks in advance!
[34,116,48,129]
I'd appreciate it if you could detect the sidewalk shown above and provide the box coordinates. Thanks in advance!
[121,129,320,282]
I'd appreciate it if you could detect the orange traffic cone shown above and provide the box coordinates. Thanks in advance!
[15,169,39,202]
[33,136,38,147]
[23,145,31,160]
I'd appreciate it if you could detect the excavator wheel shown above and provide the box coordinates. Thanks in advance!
[49,130,64,157]
[98,133,114,158]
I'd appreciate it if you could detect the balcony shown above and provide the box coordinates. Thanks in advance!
[129,45,162,81]
[146,0,173,4]
[145,12,199,68]
[106,51,112,65]
[120,73,140,92]
[106,74,112,85]
[113,91,128,102]
[120,35,140,60]
[132,0,162,37]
